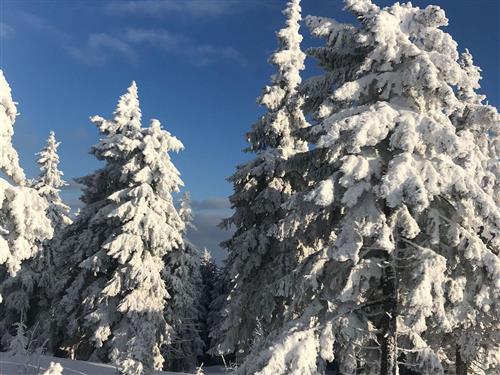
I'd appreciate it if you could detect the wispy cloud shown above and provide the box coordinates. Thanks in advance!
[186,44,246,67]
[68,28,245,67]
[191,197,231,211]
[67,33,137,66]
[0,22,15,38]
[126,28,246,66]
[20,12,70,42]
[69,125,94,141]
[14,11,244,67]
[126,28,187,49]
[105,0,237,18]
[17,12,131,66]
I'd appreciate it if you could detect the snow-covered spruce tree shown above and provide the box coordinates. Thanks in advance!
[53,82,185,375]
[0,71,52,343]
[206,261,230,358]
[8,320,29,357]
[163,192,204,372]
[238,1,499,374]
[0,131,72,352]
[0,70,52,279]
[32,131,72,231]
[211,0,309,357]
[199,248,219,359]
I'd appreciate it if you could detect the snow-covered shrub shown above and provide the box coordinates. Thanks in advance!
[41,362,63,375]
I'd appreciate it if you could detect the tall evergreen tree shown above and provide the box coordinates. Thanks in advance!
[238,1,499,374]
[53,82,185,375]
[1,131,72,350]
[211,0,309,356]
[0,71,52,345]
[32,131,72,231]
[199,248,218,360]
[163,192,204,372]
[0,70,52,280]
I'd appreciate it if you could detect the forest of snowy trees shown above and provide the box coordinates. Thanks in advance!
[0,0,498,374]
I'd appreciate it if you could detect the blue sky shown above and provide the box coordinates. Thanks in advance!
[0,0,498,262]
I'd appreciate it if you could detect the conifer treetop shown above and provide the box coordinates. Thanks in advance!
[34,131,66,192]
[247,0,308,154]
[91,80,141,138]
[201,248,212,264]
[32,130,72,230]
[179,191,195,232]
[263,0,305,102]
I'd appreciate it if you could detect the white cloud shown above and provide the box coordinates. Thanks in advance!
[126,28,187,49]
[67,28,245,67]
[20,12,70,42]
[105,0,237,18]
[125,28,246,66]
[191,197,231,211]
[67,33,137,66]
[0,22,15,38]
[14,11,245,67]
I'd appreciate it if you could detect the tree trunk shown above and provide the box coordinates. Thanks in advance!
[456,345,468,375]
[380,255,398,375]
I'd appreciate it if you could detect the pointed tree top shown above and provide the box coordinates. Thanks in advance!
[47,130,59,148]
[282,0,302,29]
[35,130,66,191]
[179,191,195,232]
[246,0,309,154]
[263,0,306,99]
[113,80,141,130]
[90,81,142,136]
[202,248,212,263]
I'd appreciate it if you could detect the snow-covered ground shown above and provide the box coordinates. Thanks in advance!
[0,354,229,375]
